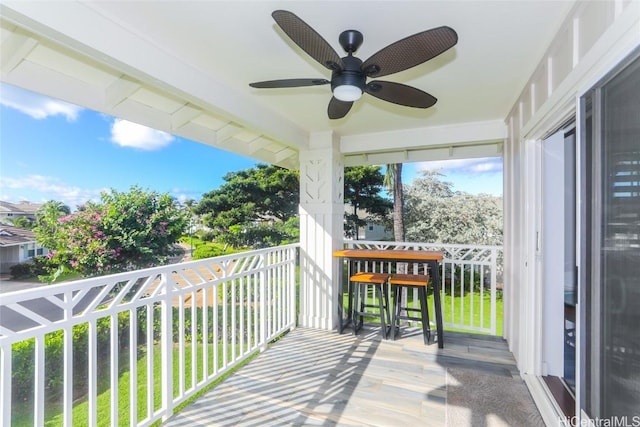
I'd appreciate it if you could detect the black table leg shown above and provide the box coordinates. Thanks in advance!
[429,260,444,348]
[338,258,354,334]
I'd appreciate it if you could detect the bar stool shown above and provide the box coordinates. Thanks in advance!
[389,274,431,344]
[350,272,391,339]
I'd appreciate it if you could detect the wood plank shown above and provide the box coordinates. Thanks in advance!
[165,327,535,426]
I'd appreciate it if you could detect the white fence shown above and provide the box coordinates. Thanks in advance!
[343,240,503,335]
[0,244,298,427]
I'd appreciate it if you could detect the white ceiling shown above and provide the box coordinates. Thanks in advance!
[0,1,575,168]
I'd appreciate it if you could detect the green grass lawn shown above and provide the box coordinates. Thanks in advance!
[436,290,503,336]
[343,288,503,337]
[12,341,253,427]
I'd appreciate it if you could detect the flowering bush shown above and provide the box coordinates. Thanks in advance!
[35,186,188,280]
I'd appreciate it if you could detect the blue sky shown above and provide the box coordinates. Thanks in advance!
[0,83,502,210]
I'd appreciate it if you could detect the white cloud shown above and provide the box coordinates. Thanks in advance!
[110,119,174,150]
[0,83,82,121]
[416,157,503,175]
[0,175,105,209]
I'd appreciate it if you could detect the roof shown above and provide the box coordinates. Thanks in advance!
[0,224,37,246]
[0,201,42,216]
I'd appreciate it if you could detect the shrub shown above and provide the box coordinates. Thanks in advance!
[9,257,48,279]
[9,263,34,279]
[196,229,217,242]
[192,244,225,260]
[10,310,144,403]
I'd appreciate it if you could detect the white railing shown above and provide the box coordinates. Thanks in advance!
[343,240,503,335]
[0,244,298,427]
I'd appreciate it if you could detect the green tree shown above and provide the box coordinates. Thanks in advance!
[404,171,503,245]
[34,187,187,280]
[196,164,392,246]
[6,215,35,229]
[196,164,299,248]
[344,166,392,239]
[33,200,72,249]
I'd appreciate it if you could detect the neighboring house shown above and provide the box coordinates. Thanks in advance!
[344,204,393,241]
[360,223,390,241]
[0,200,42,225]
[0,224,48,274]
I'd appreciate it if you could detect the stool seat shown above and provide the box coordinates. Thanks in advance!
[389,274,430,287]
[350,272,390,284]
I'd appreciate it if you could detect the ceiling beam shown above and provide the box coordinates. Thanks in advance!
[340,120,507,155]
[0,29,38,76]
[0,1,310,151]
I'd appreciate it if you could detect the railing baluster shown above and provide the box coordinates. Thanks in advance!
[231,278,236,361]
[88,320,98,426]
[480,265,486,329]
[213,283,219,376]
[190,290,196,393]
[177,293,185,397]
[240,275,245,357]
[260,253,267,352]
[202,286,208,384]
[0,344,10,426]
[161,273,174,422]
[470,265,476,329]
[491,248,498,335]
[34,334,45,427]
[129,308,138,426]
[63,291,73,427]
[222,280,228,369]
[110,313,119,426]
[146,303,154,420]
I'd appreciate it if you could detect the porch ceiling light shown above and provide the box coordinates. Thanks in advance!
[332,84,363,102]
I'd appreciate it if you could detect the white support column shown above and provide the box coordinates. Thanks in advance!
[298,131,344,330]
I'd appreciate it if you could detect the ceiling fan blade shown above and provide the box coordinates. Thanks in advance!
[328,97,353,119]
[361,26,458,78]
[365,81,437,108]
[249,78,330,88]
[272,10,344,71]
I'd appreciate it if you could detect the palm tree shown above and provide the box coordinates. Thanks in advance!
[385,163,408,321]
[384,163,405,242]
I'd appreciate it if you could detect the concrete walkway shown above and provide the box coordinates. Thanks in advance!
[0,274,46,294]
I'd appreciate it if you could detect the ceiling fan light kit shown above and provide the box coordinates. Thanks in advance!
[333,84,362,102]
[249,10,457,119]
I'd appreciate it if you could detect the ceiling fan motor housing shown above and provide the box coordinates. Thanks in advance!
[331,55,366,93]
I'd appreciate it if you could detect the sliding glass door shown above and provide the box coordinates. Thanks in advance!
[581,49,640,419]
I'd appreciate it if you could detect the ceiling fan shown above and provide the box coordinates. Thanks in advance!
[249,10,458,120]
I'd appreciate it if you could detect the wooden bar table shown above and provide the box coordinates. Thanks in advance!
[333,249,445,348]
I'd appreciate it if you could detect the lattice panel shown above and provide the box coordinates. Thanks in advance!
[301,158,329,204]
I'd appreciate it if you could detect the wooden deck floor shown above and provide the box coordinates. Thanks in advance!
[164,326,542,426]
